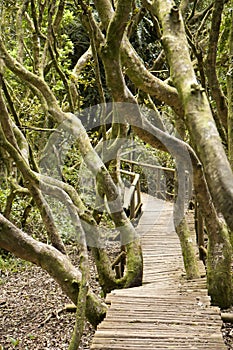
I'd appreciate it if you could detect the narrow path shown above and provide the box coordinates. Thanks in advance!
[91,194,226,349]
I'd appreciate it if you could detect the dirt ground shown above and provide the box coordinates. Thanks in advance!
[0,242,113,350]
[0,260,94,350]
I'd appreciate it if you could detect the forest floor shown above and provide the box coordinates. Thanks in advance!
[0,224,233,349]
[0,242,119,350]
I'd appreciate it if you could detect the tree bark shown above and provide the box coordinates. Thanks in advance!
[174,161,200,279]
[206,0,228,132]
[227,6,233,169]
[0,92,66,254]
[192,159,233,307]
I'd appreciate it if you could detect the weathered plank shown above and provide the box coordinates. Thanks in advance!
[90,195,226,349]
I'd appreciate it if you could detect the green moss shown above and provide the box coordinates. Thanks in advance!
[207,226,233,308]
[176,218,200,279]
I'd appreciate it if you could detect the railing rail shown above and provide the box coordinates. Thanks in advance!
[120,158,176,201]
[120,158,176,173]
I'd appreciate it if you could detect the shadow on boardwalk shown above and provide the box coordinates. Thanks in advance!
[91,193,226,349]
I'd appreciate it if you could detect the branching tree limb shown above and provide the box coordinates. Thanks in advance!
[94,0,184,117]
[206,0,228,132]
[0,91,66,253]
[0,26,143,291]
[0,213,107,327]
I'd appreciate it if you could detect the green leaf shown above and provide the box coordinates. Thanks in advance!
[9,337,20,346]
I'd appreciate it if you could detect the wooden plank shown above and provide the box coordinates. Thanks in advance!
[91,194,226,350]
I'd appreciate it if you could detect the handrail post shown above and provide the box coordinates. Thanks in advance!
[195,200,205,261]
[136,181,141,208]
[130,190,135,219]
[120,170,142,220]
[157,168,161,198]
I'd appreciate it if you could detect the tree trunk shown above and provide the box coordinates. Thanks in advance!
[0,36,143,292]
[152,0,233,306]
[227,6,233,169]
[192,163,233,307]
[205,0,228,132]
[152,0,233,232]
[0,213,107,327]
[174,161,200,279]
[93,0,184,117]
[207,225,233,308]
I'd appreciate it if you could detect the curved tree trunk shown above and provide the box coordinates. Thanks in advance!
[192,163,233,307]
[0,36,143,292]
[152,0,233,232]
[93,0,184,117]
[152,0,233,307]
[0,214,107,327]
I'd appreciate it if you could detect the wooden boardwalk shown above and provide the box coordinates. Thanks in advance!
[91,194,226,349]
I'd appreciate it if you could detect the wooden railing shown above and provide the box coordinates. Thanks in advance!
[120,158,176,201]
[120,169,142,220]
[119,158,193,221]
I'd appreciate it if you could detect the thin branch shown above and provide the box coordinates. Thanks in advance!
[127,6,147,38]
[21,125,62,133]
[0,38,61,118]
[84,8,107,140]
[185,25,206,89]
[72,46,92,79]
[206,0,228,131]
[188,2,214,25]
[48,43,75,112]
[30,0,41,72]
[1,76,21,127]
[194,7,213,41]
[53,0,66,31]
[186,0,201,22]
[16,0,30,63]
[0,79,21,152]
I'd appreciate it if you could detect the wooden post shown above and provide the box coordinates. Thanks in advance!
[130,190,135,219]
[195,200,205,261]
[157,168,161,198]
[136,181,141,211]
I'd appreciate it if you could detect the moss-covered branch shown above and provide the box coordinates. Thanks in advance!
[174,160,200,279]
[93,0,184,117]
[152,0,233,233]
[206,0,228,131]
[0,109,66,253]
[0,214,107,327]
[227,7,233,169]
